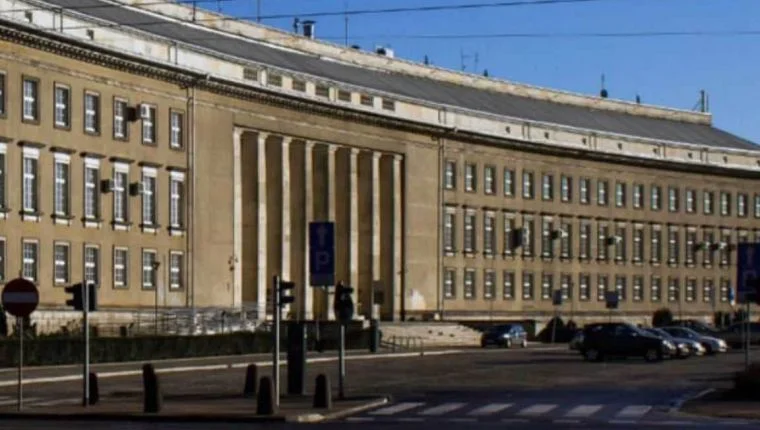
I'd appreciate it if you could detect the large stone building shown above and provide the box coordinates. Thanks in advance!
[0,0,757,329]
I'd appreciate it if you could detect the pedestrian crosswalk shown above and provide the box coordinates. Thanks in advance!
[345,400,664,423]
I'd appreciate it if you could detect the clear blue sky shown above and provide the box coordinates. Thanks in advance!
[216,0,759,144]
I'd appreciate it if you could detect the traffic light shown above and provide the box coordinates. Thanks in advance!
[279,281,295,307]
[65,282,98,312]
[333,282,355,323]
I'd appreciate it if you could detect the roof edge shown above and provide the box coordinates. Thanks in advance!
[119,0,712,126]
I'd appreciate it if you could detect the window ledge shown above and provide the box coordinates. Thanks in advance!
[0,207,9,220]
[20,210,43,222]
[82,217,103,229]
[141,223,161,234]
[168,227,186,237]
[112,220,133,231]
[443,250,455,257]
[52,214,75,226]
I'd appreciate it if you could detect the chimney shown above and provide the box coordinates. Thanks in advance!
[302,20,316,39]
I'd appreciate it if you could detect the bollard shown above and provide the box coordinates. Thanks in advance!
[88,372,99,405]
[369,320,380,353]
[313,374,332,409]
[243,364,258,398]
[256,376,276,416]
[142,363,163,413]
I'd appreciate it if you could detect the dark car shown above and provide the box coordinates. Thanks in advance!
[579,322,674,362]
[644,327,694,358]
[480,324,528,348]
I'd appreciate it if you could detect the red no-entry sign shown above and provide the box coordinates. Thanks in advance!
[2,278,39,318]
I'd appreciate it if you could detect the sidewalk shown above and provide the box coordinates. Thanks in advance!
[0,393,389,423]
[680,388,760,421]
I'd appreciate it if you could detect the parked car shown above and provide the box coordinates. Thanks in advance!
[718,322,760,348]
[660,326,727,354]
[579,322,674,362]
[480,324,528,348]
[672,319,721,336]
[645,327,704,358]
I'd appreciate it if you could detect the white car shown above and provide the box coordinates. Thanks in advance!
[662,326,727,354]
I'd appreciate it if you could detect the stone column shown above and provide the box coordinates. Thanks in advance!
[232,128,243,308]
[257,132,269,321]
[392,154,404,321]
[349,148,360,311]
[302,142,315,319]
[281,136,292,316]
[326,144,338,320]
[370,152,382,318]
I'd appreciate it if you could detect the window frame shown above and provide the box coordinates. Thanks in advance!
[83,157,101,226]
[169,109,185,150]
[169,250,184,290]
[113,246,129,289]
[52,151,71,221]
[113,97,129,141]
[83,90,101,135]
[21,238,39,283]
[53,241,70,285]
[53,83,71,130]
[21,76,40,124]
[21,146,40,219]
[141,248,158,290]
[83,243,100,287]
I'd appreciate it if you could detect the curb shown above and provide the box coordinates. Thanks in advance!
[667,388,716,414]
[314,396,391,422]
[0,412,287,423]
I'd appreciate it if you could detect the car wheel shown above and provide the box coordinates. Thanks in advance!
[703,344,715,355]
[584,349,601,362]
[644,348,661,362]
[521,339,528,348]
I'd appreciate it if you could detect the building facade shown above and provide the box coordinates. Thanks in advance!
[0,0,757,328]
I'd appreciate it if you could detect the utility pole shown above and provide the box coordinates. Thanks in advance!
[257,0,261,22]
[344,1,349,46]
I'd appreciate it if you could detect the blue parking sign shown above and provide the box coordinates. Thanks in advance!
[736,243,760,304]
[309,222,335,287]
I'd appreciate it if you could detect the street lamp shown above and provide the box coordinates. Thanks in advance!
[152,260,161,335]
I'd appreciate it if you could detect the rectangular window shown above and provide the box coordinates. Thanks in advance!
[522,171,534,199]
[720,278,730,302]
[443,210,455,253]
[170,111,184,149]
[444,161,456,190]
[142,249,157,289]
[22,77,39,121]
[483,212,495,256]
[169,173,185,230]
[579,274,590,301]
[522,217,534,257]
[169,251,184,290]
[754,195,760,219]
[615,275,627,301]
[142,105,157,144]
[84,160,100,221]
[560,175,572,202]
[651,185,661,210]
[686,230,697,265]
[464,163,476,192]
[113,98,128,139]
[668,277,680,302]
[668,227,679,265]
[113,247,128,289]
[615,182,626,207]
[541,217,554,259]
[54,84,71,128]
[84,92,100,134]
[0,72,5,115]
[0,238,4,282]
[614,225,626,262]
[579,221,591,259]
[541,273,553,300]
[22,150,39,213]
[579,178,590,204]
[702,278,714,303]
[522,272,534,300]
[22,240,38,282]
[53,155,70,217]
[720,192,731,216]
[703,230,715,266]
[633,227,644,263]
[464,269,475,299]
[484,166,495,195]
[686,189,696,213]
[503,169,514,196]
[443,268,455,299]
[597,223,609,261]
[597,275,608,301]
[463,210,476,253]
[668,187,679,212]
[559,221,572,259]
[633,276,644,302]
[633,184,644,208]
[704,191,714,215]
[503,271,515,299]
[542,174,554,200]
[484,270,496,299]
[113,165,129,223]
[142,168,158,227]
[720,230,731,266]
[651,276,662,302]
[53,242,69,285]
[738,193,748,217]
[84,245,100,287]
[503,215,514,257]
[560,274,572,299]
[685,278,697,302]
[651,226,662,263]
[597,180,608,206]
[0,146,5,211]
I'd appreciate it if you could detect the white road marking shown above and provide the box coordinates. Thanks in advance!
[502,418,530,423]
[346,417,375,422]
[30,398,80,407]
[615,405,652,418]
[564,404,604,418]
[468,403,513,416]
[0,397,39,406]
[370,402,425,416]
[554,419,581,424]
[418,402,467,416]
[608,419,638,425]
[517,404,557,416]
[397,417,425,422]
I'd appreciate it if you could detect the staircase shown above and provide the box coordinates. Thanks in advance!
[380,322,483,348]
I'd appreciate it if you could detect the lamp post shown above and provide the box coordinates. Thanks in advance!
[152,260,161,335]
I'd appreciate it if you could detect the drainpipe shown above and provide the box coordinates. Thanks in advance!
[186,83,197,319]
[437,136,444,321]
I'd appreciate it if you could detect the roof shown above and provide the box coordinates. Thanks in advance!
[40,0,758,151]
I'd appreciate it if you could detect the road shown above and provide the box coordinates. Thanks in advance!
[0,345,755,429]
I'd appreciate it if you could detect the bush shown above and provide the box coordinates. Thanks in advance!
[652,308,673,327]
[733,363,760,400]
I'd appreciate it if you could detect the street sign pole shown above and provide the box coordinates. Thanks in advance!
[272,275,280,407]
[746,300,751,369]
[339,322,346,400]
[17,318,22,412]
[2,277,40,413]
[309,222,336,354]
[83,282,90,407]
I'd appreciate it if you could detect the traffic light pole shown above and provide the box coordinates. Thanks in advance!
[83,282,90,407]
[17,318,23,412]
[338,322,346,400]
[272,275,280,407]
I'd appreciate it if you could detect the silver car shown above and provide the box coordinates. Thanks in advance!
[661,326,727,354]
[648,327,705,357]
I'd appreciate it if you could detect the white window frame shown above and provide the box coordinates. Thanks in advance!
[53,241,70,285]
[142,104,157,144]
[169,171,185,233]
[22,78,38,121]
[484,165,495,194]
[113,163,130,228]
[54,84,70,128]
[84,91,100,134]
[21,147,39,221]
[142,166,158,231]
[113,247,129,289]
[464,163,476,192]
[443,268,455,299]
[169,251,184,290]
[83,157,101,227]
[53,152,71,221]
[463,269,475,299]
[0,71,5,116]
[170,110,184,149]
[0,237,5,283]
[444,161,455,190]
[443,206,456,253]
[0,143,6,217]
[21,239,38,283]
[142,249,158,289]
[113,98,128,139]
[84,244,100,287]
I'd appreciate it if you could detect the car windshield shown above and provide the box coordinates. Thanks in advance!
[667,327,699,338]
[648,328,670,338]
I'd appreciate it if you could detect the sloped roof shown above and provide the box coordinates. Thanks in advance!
[40,0,758,151]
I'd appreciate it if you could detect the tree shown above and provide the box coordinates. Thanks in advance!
[652,308,674,327]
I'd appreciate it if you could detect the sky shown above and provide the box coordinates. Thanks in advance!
[213,0,759,143]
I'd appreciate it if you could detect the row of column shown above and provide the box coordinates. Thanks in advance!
[233,129,404,321]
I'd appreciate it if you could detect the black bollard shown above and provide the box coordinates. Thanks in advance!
[313,374,332,409]
[243,364,258,398]
[256,376,276,416]
[142,363,163,413]
[88,372,99,405]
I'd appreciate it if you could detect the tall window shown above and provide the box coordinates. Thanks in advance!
[541,273,553,300]
[443,268,455,299]
[22,77,39,121]
[142,104,157,144]
[579,221,591,259]
[738,193,748,217]
[651,226,662,263]
[614,225,626,262]
[668,187,679,212]
[170,111,184,149]
[84,92,100,134]
[444,161,456,190]
[668,227,679,265]
[84,245,100,286]
[53,242,69,285]
[541,217,553,258]
[483,212,496,255]
[503,271,515,299]
[169,251,184,290]
[463,210,475,253]
[22,149,39,214]
[703,230,715,266]
[464,163,476,192]
[685,230,697,265]
[542,174,553,200]
[0,72,5,115]
[142,168,158,227]
[597,223,609,260]
[597,180,608,205]
[142,249,157,289]
[113,98,128,139]
[704,191,714,215]
[484,270,496,299]
[633,276,644,301]
[522,217,534,257]
[633,184,644,208]
[615,182,626,207]
[720,278,730,302]
[668,277,680,302]
[686,278,697,302]
[0,238,5,282]
[0,145,5,211]
[484,166,495,194]
[503,216,515,257]
[685,189,696,213]
[597,275,608,301]
[579,274,590,301]
[579,178,590,204]
[503,169,514,196]
[633,227,644,263]
[651,276,662,302]
[53,155,70,217]
[560,274,572,299]
[113,247,128,289]
[464,269,475,299]
[84,160,100,222]
[522,271,534,300]
[522,171,534,199]
[443,209,455,253]
[720,192,731,216]
[651,185,661,210]
[615,275,627,301]
[22,240,38,282]
[560,175,572,202]
[113,165,129,223]
[54,84,70,128]
[169,173,185,230]
[559,221,572,259]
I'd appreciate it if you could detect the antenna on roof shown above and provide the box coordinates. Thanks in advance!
[600,74,608,98]
[191,0,197,21]
[257,0,261,22]
[344,1,350,46]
